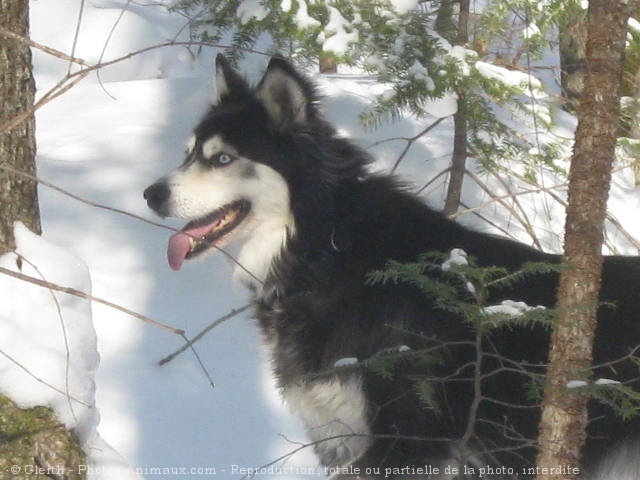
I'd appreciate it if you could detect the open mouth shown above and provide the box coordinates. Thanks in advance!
[167,200,251,271]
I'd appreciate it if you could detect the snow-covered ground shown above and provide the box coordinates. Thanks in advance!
[1,1,639,479]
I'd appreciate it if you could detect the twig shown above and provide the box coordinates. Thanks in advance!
[450,181,567,220]
[159,304,252,365]
[0,350,91,408]
[68,0,86,76]
[0,26,267,135]
[460,200,515,240]
[464,168,542,249]
[0,265,184,335]
[0,70,92,134]
[96,0,133,99]
[0,26,90,66]
[238,432,456,480]
[459,321,484,457]
[367,117,447,174]
[10,249,79,424]
[415,166,451,196]
[178,332,217,388]
[1,252,218,389]
[486,168,543,250]
[0,161,177,233]
[499,164,640,252]
[0,162,265,286]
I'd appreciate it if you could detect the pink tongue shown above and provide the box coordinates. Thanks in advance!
[167,220,221,271]
[167,233,191,271]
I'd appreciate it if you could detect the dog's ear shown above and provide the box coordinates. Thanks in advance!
[215,54,250,102]
[256,56,314,129]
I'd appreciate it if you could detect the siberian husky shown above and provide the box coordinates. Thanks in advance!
[144,55,640,479]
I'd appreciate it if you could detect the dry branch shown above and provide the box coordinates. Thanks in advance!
[159,303,252,365]
[0,265,184,335]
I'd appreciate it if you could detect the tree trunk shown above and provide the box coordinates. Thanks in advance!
[620,3,640,186]
[319,52,337,74]
[559,1,587,113]
[443,0,469,217]
[535,2,631,478]
[443,108,468,217]
[0,0,41,254]
[0,1,86,477]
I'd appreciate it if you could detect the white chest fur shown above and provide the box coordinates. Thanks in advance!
[282,376,372,467]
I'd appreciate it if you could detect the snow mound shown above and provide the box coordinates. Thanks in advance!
[0,222,142,480]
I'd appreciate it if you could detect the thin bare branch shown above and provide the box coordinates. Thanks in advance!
[0,162,265,286]
[0,161,177,232]
[11,249,79,424]
[178,332,216,388]
[0,350,91,408]
[464,169,542,248]
[0,265,184,335]
[67,0,86,75]
[96,0,133,99]
[159,304,252,366]
[366,117,447,175]
[0,70,92,134]
[0,26,90,66]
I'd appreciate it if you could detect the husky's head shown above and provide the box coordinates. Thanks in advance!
[144,55,318,287]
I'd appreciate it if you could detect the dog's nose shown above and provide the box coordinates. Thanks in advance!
[143,182,170,212]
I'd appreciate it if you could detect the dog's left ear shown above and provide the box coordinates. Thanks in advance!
[257,57,313,129]
[215,54,250,102]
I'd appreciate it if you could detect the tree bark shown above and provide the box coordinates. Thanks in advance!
[620,3,640,186]
[319,52,337,73]
[0,0,40,254]
[443,107,468,217]
[443,0,469,217]
[535,2,631,478]
[559,1,587,113]
[0,1,86,477]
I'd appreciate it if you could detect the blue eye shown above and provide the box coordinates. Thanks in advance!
[218,153,233,165]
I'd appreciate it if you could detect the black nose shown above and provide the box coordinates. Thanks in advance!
[143,181,170,213]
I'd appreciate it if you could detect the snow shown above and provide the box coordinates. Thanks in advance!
[567,380,589,389]
[0,223,142,479]
[238,0,269,24]
[475,61,545,98]
[321,7,357,55]
[0,0,636,479]
[523,23,541,40]
[441,249,477,295]
[483,300,545,318]
[441,248,469,271]
[334,357,359,367]
[595,379,622,386]
[294,0,321,30]
[566,379,624,391]
[389,0,420,14]
[0,222,97,429]
[422,92,458,118]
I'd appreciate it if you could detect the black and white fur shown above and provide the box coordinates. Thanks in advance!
[144,55,640,479]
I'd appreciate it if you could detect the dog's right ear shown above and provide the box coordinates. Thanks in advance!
[215,54,250,102]
[256,56,315,130]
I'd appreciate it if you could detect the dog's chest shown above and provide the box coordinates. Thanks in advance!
[257,286,371,466]
[281,376,372,467]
